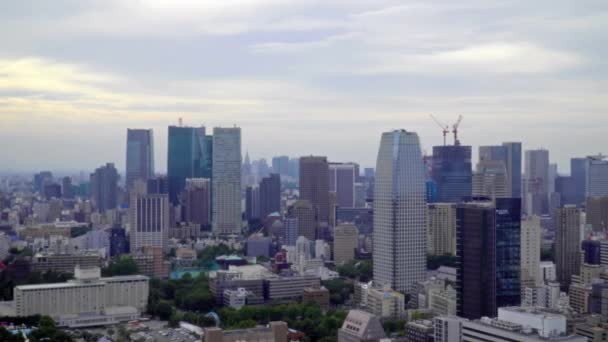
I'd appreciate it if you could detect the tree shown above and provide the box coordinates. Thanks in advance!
[156,301,174,320]
[102,255,139,276]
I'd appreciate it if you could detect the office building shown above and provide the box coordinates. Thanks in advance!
[404,320,434,342]
[289,200,316,241]
[43,183,62,199]
[1,266,148,328]
[338,310,386,342]
[373,130,427,294]
[432,145,472,202]
[259,173,281,219]
[212,127,242,235]
[129,193,170,252]
[555,176,577,207]
[283,217,298,246]
[555,205,582,290]
[34,171,53,193]
[109,226,129,256]
[434,316,463,342]
[299,156,330,225]
[246,235,272,258]
[581,240,601,265]
[272,156,289,177]
[147,176,169,195]
[472,160,508,200]
[302,284,330,309]
[264,275,321,302]
[167,125,205,205]
[31,251,101,273]
[62,176,73,199]
[520,216,541,288]
[329,162,357,208]
[456,201,496,319]
[502,142,522,198]
[586,155,608,198]
[203,321,289,342]
[427,203,457,256]
[90,163,118,213]
[586,196,608,232]
[333,224,358,265]
[495,198,521,307]
[524,149,549,216]
[245,185,260,221]
[125,129,154,190]
[183,178,211,227]
[570,158,587,207]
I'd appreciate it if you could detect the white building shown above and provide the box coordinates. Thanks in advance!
[539,261,557,283]
[427,203,457,256]
[129,193,170,253]
[521,215,541,287]
[0,266,149,327]
[497,307,566,338]
[373,130,427,293]
[212,127,242,235]
[434,316,463,342]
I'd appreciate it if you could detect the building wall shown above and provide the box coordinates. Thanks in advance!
[333,224,358,265]
[212,127,242,235]
[428,203,457,256]
[555,206,582,290]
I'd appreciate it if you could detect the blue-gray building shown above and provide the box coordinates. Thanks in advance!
[496,197,521,308]
[432,145,472,203]
[126,129,155,190]
[571,157,587,207]
[479,142,521,198]
[167,126,206,205]
[582,240,601,265]
[109,226,129,256]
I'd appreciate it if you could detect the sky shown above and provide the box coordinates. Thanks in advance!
[1,0,607,174]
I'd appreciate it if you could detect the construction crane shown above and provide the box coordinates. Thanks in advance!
[430,114,450,146]
[452,115,463,146]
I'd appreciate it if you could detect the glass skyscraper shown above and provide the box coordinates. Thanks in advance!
[167,125,206,205]
[495,197,521,308]
[126,129,154,190]
[432,145,472,202]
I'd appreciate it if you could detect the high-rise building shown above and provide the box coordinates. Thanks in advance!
[259,173,281,219]
[571,158,587,207]
[495,198,521,308]
[432,145,472,203]
[524,149,550,216]
[183,178,211,227]
[555,176,577,206]
[555,205,582,290]
[503,142,522,199]
[212,127,242,235]
[581,240,601,265]
[373,130,426,293]
[472,160,508,200]
[167,125,205,205]
[245,186,258,221]
[272,156,289,176]
[333,224,358,265]
[109,225,129,256]
[62,176,73,199]
[520,216,541,288]
[456,201,496,319]
[586,197,608,232]
[299,156,330,225]
[34,171,53,193]
[44,183,62,199]
[129,193,170,253]
[427,203,457,256]
[203,135,213,179]
[585,155,608,198]
[90,163,118,213]
[147,176,169,195]
[283,217,298,246]
[289,200,316,241]
[329,163,357,208]
[126,129,155,190]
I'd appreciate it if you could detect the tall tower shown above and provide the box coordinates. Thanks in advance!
[373,130,427,293]
[126,129,155,190]
[495,197,521,307]
[129,193,170,253]
[431,145,472,203]
[90,163,118,213]
[259,173,281,219]
[520,215,541,288]
[212,127,242,235]
[299,156,330,225]
[524,149,550,216]
[329,162,357,208]
[555,205,582,290]
[456,200,496,319]
[167,125,205,205]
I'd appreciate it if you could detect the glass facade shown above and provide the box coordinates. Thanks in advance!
[167,126,205,204]
[432,145,472,203]
[495,198,521,308]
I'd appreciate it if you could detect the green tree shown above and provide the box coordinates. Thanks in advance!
[102,255,139,276]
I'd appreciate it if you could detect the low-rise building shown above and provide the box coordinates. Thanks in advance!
[404,320,434,342]
[31,250,101,273]
[337,310,386,342]
[302,284,330,310]
[264,275,320,303]
[203,321,289,342]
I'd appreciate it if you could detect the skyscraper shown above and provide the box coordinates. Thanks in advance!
[183,178,211,227]
[373,130,426,293]
[456,201,496,319]
[524,149,550,216]
[472,160,508,200]
[62,176,73,199]
[289,200,316,241]
[212,127,242,235]
[129,193,170,253]
[571,158,587,206]
[167,125,205,205]
[585,196,608,232]
[299,156,330,225]
[259,173,281,219]
[329,162,356,208]
[495,197,521,308]
[503,142,522,198]
[555,205,582,290]
[90,163,118,213]
[432,145,472,203]
[555,176,577,206]
[126,129,155,190]
[585,155,608,198]
[272,156,289,176]
[333,224,358,265]
[520,215,541,288]
[427,203,457,256]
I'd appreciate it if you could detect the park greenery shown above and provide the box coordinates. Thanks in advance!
[336,259,373,282]
[0,270,72,301]
[322,278,354,305]
[101,255,139,277]
[147,273,215,322]
[0,315,73,342]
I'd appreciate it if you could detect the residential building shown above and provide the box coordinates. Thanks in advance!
[212,127,242,235]
[373,130,427,293]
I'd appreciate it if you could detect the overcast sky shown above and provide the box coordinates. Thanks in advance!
[1,0,607,174]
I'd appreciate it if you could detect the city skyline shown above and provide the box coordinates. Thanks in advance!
[1,1,607,172]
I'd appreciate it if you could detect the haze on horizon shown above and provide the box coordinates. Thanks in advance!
[1,0,607,174]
